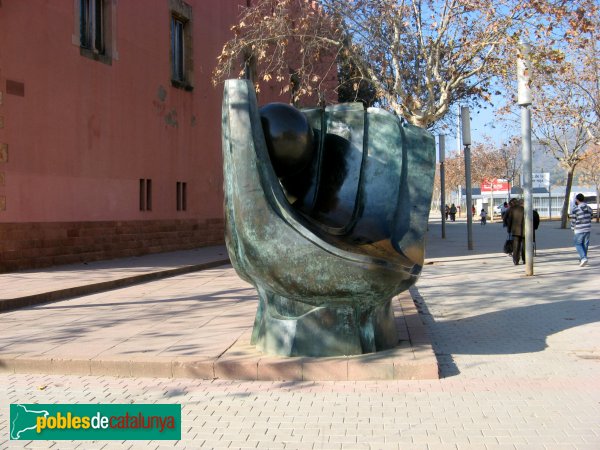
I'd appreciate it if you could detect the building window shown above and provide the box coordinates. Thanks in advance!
[171,17,185,82]
[169,0,193,90]
[176,182,187,211]
[80,0,104,54]
[140,179,152,211]
[74,0,116,64]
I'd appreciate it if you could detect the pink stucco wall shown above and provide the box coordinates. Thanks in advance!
[0,0,342,272]
[0,0,257,223]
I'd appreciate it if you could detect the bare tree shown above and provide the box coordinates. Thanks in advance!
[435,136,521,222]
[470,141,520,187]
[530,24,598,227]
[492,2,598,228]
[213,0,592,128]
[496,138,521,191]
[443,151,465,199]
[532,90,593,228]
[440,140,520,203]
[561,10,600,145]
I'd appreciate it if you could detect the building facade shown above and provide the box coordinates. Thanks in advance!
[454,186,597,219]
[0,0,291,272]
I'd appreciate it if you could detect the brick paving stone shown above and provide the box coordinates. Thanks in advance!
[428,444,459,450]
[455,445,487,450]
[283,444,316,450]
[337,444,370,450]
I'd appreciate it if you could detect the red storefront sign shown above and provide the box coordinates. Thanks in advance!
[481,179,509,193]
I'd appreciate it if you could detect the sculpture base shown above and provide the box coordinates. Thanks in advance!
[250,286,398,357]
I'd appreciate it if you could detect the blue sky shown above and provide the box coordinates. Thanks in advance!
[442,102,514,156]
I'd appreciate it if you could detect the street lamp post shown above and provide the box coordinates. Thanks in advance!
[439,135,446,239]
[461,106,473,250]
[518,41,534,276]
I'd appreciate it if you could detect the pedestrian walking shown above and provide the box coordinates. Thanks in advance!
[449,203,457,222]
[500,201,509,227]
[445,204,449,220]
[502,199,515,255]
[533,209,540,254]
[506,199,525,265]
[480,209,487,225]
[571,193,593,267]
[503,199,515,229]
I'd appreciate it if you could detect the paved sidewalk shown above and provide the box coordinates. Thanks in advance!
[0,246,230,311]
[1,221,600,448]
[0,246,437,382]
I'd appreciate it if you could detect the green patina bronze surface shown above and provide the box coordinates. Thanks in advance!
[222,79,435,357]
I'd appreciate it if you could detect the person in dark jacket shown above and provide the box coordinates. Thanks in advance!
[500,201,509,227]
[449,203,457,222]
[503,199,515,228]
[506,199,525,265]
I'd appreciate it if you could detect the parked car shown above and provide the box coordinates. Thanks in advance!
[568,194,598,218]
[587,196,598,216]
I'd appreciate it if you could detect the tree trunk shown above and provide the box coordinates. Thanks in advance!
[560,166,575,229]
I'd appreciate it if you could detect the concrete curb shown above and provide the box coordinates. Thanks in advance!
[0,292,439,381]
[0,259,231,313]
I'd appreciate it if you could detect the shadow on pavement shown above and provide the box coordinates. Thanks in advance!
[0,287,258,355]
[33,287,256,310]
[411,287,600,378]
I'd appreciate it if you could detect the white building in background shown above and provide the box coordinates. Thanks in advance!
[461,186,597,219]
